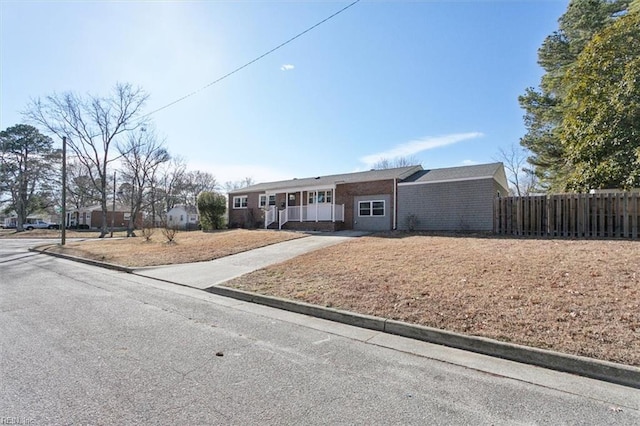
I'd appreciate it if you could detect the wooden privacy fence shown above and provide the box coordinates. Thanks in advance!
[494,193,640,239]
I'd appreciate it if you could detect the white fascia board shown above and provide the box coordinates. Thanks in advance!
[398,176,494,186]
[268,184,336,194]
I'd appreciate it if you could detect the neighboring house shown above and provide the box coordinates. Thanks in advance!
[166,205,199,230]
[66,204,142,229]
[227,162,509,232]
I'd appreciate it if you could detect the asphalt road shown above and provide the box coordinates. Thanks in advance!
[1,239,639,425]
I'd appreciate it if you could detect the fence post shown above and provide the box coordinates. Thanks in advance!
[632,193,639,239]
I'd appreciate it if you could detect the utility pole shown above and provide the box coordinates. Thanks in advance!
[61,136,67,246]
[110,171,116,238]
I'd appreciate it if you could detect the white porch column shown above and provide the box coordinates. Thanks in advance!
[299,191,303,222]
[315,192,319,222]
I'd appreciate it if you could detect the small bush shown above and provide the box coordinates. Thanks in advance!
[161,225,178,243]
[406,214,420,231]
[141,220,155,241]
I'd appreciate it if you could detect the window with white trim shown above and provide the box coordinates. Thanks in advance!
[358,200,385,217]
[259,194,276,208]
[308,190,332,204]
[233,195,248,209]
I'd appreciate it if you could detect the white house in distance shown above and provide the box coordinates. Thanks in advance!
[166,205,199,230]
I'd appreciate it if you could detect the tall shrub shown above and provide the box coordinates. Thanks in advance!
[197,191,226,230]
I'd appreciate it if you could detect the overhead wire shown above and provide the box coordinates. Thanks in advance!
[141,0,361,119]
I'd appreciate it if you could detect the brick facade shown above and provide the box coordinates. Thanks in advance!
[335,179,395,230]
[227,193,259,228]
[282,221,337,232]
[228,179,397,231]
[89,211,143,229]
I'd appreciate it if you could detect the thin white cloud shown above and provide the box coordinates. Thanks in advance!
[359,132,483,167]
[461,159,477,166]
[280,64,295,71]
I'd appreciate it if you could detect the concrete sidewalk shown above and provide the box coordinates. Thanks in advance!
[132,231,366,289]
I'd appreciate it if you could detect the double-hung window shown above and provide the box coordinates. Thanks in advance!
[233,195,248,209]
[308,190,332,204]
[358,200,385,217]
[260,194,276,208]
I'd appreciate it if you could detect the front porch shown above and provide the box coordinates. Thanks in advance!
[259,187,344,230]
[265,203,345,230]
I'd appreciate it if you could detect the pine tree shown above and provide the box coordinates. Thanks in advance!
[519,0,631,191]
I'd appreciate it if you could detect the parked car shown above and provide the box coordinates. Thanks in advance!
[24,219,59,230]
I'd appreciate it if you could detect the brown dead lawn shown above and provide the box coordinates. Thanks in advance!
[224,233,640,366]
[37,229,305,267]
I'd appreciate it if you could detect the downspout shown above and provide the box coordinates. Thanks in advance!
[332,188,335,222]
[393,178,397,230]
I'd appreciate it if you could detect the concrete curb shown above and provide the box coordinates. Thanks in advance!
[206,285,386,332]
[30,246,640,389]
[205,285,640,389]
[28,246,134,273]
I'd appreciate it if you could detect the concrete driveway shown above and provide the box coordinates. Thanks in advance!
[132,231,366,289]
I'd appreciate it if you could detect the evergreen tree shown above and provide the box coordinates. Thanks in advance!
[519,0,631,191]
[561,11,640,190]
[197,191,227,230]
[0,124,59,230]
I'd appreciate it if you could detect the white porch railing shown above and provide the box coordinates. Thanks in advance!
[279,207,288,229]
[278,204,344,229]
[264,206,277,229]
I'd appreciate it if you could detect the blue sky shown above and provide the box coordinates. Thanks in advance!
[1,0,568,185]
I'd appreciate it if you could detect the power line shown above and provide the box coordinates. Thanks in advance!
[142,0,361,119]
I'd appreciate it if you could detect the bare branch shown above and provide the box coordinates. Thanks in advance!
[23,83,149,237]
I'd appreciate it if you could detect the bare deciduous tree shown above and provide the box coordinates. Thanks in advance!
[25,83,149,237]
[156,156,188,214]
[495,144,539,196]
[223,177,255,193]
[118,126,170,237]
[372,156,421,170]
[181,170,218,207]
[66,158,102,211]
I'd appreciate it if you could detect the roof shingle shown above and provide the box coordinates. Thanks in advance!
[229,165,422,194]
[401,162,504,183]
